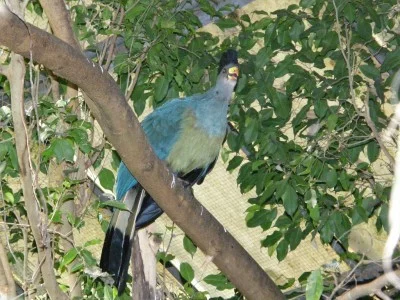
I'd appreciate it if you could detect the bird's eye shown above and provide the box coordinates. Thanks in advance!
[222,68,227,73]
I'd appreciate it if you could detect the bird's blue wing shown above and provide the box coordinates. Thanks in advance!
[115,99,189,200]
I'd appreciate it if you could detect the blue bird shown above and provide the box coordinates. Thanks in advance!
[100,50,239,294]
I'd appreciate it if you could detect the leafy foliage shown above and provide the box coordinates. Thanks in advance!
[223,0,397,267]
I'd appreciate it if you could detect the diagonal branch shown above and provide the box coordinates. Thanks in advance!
[0,6,284,299]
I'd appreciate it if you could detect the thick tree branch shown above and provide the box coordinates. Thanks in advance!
[0,6,284,299]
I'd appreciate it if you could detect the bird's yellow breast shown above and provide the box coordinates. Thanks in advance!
[166,111,224,174]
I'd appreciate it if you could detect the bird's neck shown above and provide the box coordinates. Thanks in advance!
[189,80,234,137]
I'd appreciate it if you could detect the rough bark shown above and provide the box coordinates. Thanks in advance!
[0,239,16,299]
[0,6,284,299]
[132,230,159,300]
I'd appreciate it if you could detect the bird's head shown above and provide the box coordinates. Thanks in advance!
[217,49,239,88]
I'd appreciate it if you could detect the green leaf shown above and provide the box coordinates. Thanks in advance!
[227,132,240,152]
[98,168,115,191]
[299,0,316,8]
[306,269,323,300]
[367,141,380,163]
[160,18,176,29]
[70,262,84,273]
[157,252,175,263]
[314,99,328,118]
[216,18,238,29]
[104,284,114,300]
[378,203,389,232]
[81,248,97,266]
[60,248,78,268]
[322,168,337,188]
[339,171,350,190]
[320,219,334,243]
[203,274,234,291]
[352,205,368,225]
[50,210,62,224]
[227,156,243,171]
[180,262,194,282]
[198,0,219,17]
[43,138,75,163]
[154,76,170,103]
[343,3,356,23]
[357,18,372,41]
[326,114,338,132]
[261,231,282,247]
[360,64,380,79]
[247,208,277,230]
[125,4,146,21]
[244,116,259,143]
[282,185,298,216]
[276,239,289,261]
[84,239,102,248]
[100,200,127,211]
[285,227,302,251]
[183,235,197,258]
[381,48,400,72]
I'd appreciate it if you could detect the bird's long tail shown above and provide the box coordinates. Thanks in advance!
[100,186,146,294]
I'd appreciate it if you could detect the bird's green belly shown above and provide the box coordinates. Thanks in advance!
[166,124,223,174]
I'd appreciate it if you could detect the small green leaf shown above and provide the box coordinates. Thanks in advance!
[261,231,282,247]
[203,273,234,291]
[104,284,114,300]
[61,248,78,268]
[357,18,372,40]
[247,208,277,230]
[282,185,298,216]
[154,76,170,103]
[367,141,380,163]
[100,200,127,211]
[300,0,316,8]
[326,114,338,132]
[285,227,302,251]
[180,262,194,282]
[306,269,323,300]
[352,205,368,225]
[183,235,197,258]
[314,99,328,118]
[360,64,380,79]
[51,210,62,224]
[323,168,337,188]
[81,249,97,266]
[381,48,400,72]
[43,138,75,163]
[84,239,102,248]
[216,18,238,29]
[157,252,175,263]
[125,4,146,21]
[276,239,289,261]
[98,168,115,191]
[227,156,243,171]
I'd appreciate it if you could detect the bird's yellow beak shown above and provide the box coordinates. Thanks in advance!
[228,66,239,80]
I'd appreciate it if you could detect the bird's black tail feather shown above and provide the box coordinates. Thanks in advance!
[100,186,146,294]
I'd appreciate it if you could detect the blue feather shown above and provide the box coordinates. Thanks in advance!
[115,98,190,200]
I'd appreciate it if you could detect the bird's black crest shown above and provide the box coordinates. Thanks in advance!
[218,49,238,73]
